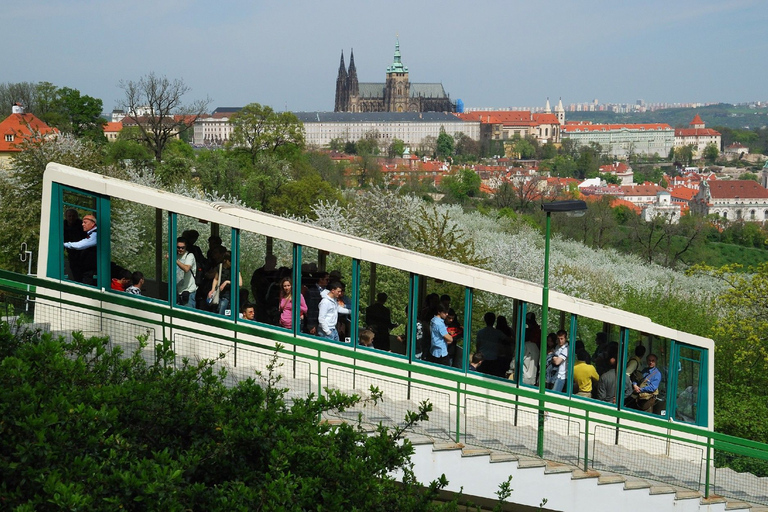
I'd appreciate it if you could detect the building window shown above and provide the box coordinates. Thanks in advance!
[4,134,13,142]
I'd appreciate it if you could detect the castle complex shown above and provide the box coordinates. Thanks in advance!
[334,40,455,113]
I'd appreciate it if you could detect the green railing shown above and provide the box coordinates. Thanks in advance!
[1,270,767,505]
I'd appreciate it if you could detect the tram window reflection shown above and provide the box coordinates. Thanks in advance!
[300,246,353,342]
[358,261,409,355]
[109,198,166,299]
[415,277,465,368]
[239,232,293,326]
[470,290,516,379]
[675,345,703,424]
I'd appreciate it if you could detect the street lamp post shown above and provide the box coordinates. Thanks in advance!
[537,200,587,457]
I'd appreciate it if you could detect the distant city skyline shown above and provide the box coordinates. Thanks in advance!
[4,0,767,113]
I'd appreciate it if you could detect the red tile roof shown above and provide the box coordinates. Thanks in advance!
[690,114,704,126]
[674,127,720,137]
[103,121,122,133]
[707,180,768,199]
[621,183,667,196]
[456,110,560,126]
[0,113,58,153]
[562,122,672,132]
[599,162,631,174]
[668,186,697,202]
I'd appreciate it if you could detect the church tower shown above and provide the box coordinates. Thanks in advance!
[555,97,565,125]
[384,38,410,112]
[347,49,359,112]
[334,50,348,112]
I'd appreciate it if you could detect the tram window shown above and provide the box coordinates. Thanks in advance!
[545,308,577,395]
[239,232,293,326]
[300,246,353,343]
[624,330,671,416]
[416,277,465,369]
[358,261,409,355]
[675,345,703,424]
[470,290,516,379]
[61,190,97,286]
[174,214,233,314]
[109,198,167,300]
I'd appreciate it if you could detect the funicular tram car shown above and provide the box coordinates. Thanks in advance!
[35,162,714,452]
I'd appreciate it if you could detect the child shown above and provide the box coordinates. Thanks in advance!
[360,329,375,347]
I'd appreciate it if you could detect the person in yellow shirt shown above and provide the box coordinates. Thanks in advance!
[573,348,599,398]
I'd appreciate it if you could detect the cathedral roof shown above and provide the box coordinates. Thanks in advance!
[293,112,469,123]
[355,82,448,99]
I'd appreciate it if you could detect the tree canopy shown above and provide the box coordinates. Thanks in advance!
[227,103,305,164]
[118,73,210,162]
[0,325,476,511]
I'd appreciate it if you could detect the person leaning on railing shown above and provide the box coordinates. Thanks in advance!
[63,214,97,285]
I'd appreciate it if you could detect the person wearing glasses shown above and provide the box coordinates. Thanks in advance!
[175,237,198,308]
[63,213,98,285]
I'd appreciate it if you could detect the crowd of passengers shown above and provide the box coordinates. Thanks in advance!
[65,220,663,413]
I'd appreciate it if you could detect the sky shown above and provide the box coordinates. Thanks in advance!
[4,0,768,113]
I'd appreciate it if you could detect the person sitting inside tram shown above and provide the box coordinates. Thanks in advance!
[111,269,132,292]
[627,353,661,412]
[126,271,144,295]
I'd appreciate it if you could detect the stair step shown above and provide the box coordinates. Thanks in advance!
[649,485,678,495]
[598,474,626,485]
[572,469,600,480]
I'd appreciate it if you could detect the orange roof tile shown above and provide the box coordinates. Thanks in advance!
[690,114,704,126]
[562,123,672,133]
[103,121,122,133]
[621,183,667,196]
[674,128,720,137]
[0,113,58,153]
[707,180,768,199]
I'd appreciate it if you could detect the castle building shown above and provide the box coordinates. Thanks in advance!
[674,115,721,158]
[334,40,455,113]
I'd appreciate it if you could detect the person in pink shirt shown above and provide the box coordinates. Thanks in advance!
[278,277,307,329]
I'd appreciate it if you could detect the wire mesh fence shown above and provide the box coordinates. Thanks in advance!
[592,424,704,490]
[463,398,581,465]
[325,366,453,439]
[713,452,768,506]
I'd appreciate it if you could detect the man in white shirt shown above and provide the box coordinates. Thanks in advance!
[63,213,98,285]
[175,237,197,308]
[318,281,350,341]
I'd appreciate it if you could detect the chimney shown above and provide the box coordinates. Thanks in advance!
[11,103,23,114]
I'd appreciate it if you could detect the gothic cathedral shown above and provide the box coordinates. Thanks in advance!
[334,40,455,113]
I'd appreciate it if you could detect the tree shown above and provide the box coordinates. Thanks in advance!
[118,73,210,162]
[387,138,406,158]
[53,86,105,139]
[195,149,244,197]
[454,133,481,162]
[0,81,39,118]
[409,206,489,267]
[673,144,696,167]
[267,171,344,218]
[436,128,454,159]
[539,155,578,178]
[738,172,759,182]
[440,168,481,204]
[703,143,720,163]
[227,103,305,164]
[241,154,294,210]
[0,324,476,510]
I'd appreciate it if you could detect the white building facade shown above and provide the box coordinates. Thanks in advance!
[561,122,675,158]
[294,112,480,149]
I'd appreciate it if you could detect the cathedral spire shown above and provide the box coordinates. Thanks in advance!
[387,37,408,74]
[348,49,359,96]
[337,50,347,79]
[334,50,348,112]
[544,97,551,113]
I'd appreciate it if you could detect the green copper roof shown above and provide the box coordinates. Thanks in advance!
[386,39,408,74]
